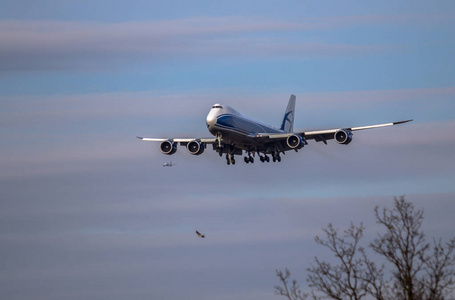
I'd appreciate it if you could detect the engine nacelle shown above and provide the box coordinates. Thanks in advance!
[187,140,205,155]
[334,129,353,145]
[160,140,177,155]
[286,134,305,149]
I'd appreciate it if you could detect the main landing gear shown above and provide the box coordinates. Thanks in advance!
[259,155,269,162]
[258,152,281,163]
[225,148,283,165]
[272,152,281,162]
[243,152,282,164]
[226,154,235,165]
[244,154,254,164]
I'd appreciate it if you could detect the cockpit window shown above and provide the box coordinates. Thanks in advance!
[212,105,223,109]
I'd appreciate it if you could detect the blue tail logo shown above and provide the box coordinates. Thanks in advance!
[280,95,296,132]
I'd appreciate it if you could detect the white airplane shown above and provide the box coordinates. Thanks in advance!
[138,95,412,165]
[163,161,175,167]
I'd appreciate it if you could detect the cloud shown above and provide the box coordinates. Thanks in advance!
[0,91,214,123]
[2,86,453,125]
[360,120,455,146]
[303,86,455,106]
[3,14,444,71]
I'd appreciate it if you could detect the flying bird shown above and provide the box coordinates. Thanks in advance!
[196,230,205,238]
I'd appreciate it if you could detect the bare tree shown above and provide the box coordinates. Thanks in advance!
[306,223,375,300]
[358,250,390,300]
[370,196,430,299]
[275,196,455,300]
[421,238,455,300]
[275,268,311,300]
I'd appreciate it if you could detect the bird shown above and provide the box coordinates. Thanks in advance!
[196,230,205,238]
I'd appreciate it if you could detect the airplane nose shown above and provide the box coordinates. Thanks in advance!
[206,109,216,128]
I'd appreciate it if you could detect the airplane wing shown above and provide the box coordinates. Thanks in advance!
[137,119,412,157]
[137,136,245,157]
[137,137,217,144]
[300,119,413,144]
[255,119,413,144]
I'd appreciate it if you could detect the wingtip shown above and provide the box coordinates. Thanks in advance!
[136,136,144,140]
[393,119,413,125]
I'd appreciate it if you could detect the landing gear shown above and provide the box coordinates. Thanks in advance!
[225,149,281,165]
[256,152,281,163]
[259,155,269,163]
[220,144,241,166]
[226,154,235,165]
[216,133,222,149]
[271,152,281,162]
[244,153,255,164]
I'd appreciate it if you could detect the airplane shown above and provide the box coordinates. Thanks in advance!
[138,95,412,166]
[163,161,175,167]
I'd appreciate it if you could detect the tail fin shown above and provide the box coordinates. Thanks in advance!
[280,94,296,132]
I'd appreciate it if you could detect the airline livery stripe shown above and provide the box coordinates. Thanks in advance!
[215,114,282,135]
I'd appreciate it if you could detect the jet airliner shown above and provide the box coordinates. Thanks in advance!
[163,161,175,167]
[138,95,412,165]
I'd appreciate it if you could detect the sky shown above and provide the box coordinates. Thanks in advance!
[1,1,455,299]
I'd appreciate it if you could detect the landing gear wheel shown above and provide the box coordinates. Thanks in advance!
[277,156,281,162]
[265,155,270,162]
[226,154,235,165]
[249,156,254,163]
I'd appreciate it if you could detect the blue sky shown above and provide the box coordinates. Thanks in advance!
[1,1,455,299]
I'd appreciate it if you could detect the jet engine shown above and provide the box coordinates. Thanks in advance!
[334,129,353,145]
[187,140,205,155]
[160,140,177,155]
[286,134,305,149]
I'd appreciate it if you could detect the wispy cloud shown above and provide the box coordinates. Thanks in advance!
[360,120,455,146]
[3,14,446,71]
[303,86,455,105]
[2,86,454,124]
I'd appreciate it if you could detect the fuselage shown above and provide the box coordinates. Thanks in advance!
[139,94,412,166]
[206,104,283,147]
